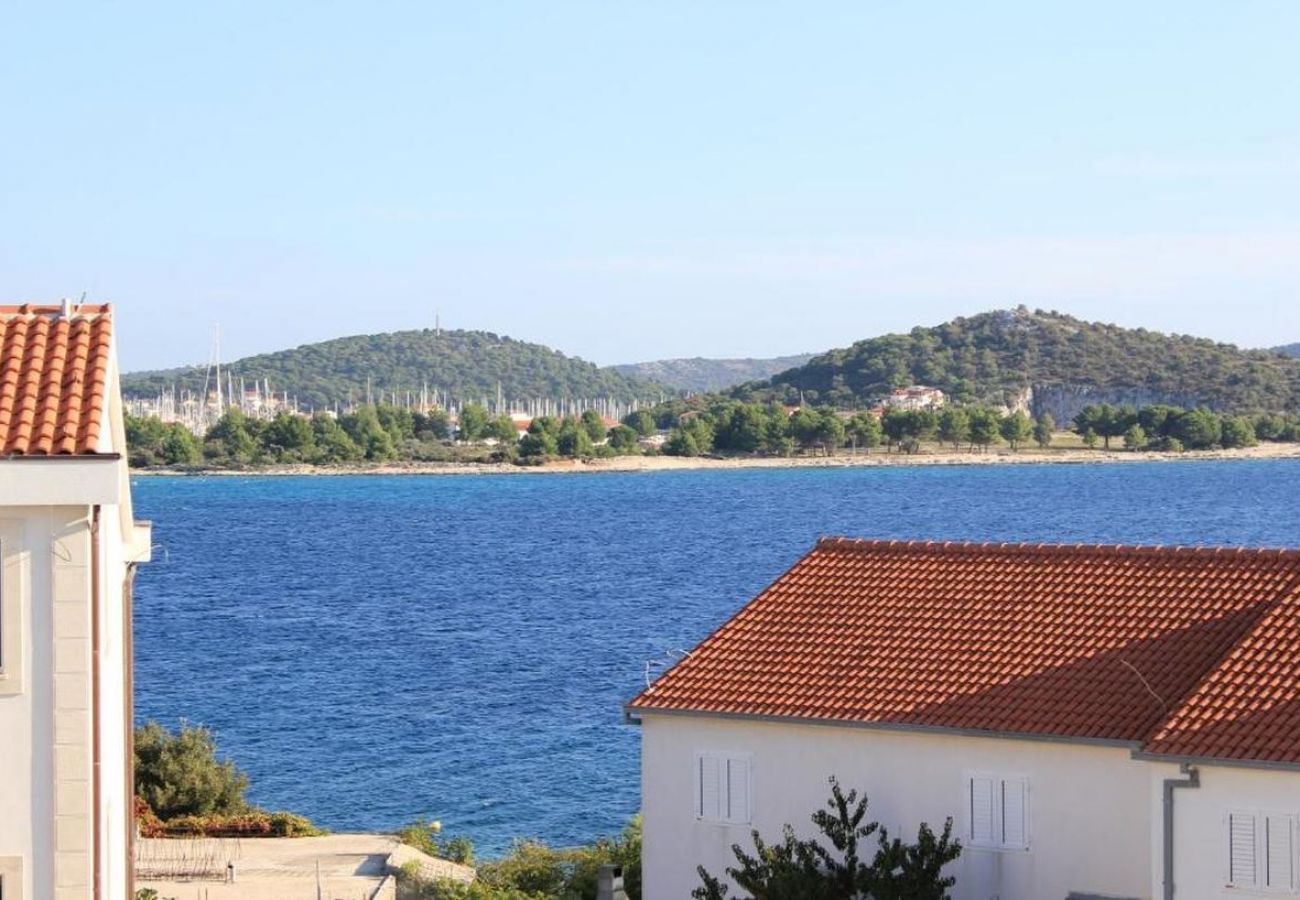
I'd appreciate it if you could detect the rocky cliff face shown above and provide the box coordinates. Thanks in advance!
[1022,383,1209,424]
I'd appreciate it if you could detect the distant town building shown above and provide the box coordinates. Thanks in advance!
[0,303,152,900]
[883,385,946,410]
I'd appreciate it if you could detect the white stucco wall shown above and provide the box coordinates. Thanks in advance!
[640,712,1154,900]
[1152,761,1300,900]
[0,509,56,900]
[0,499,142,900]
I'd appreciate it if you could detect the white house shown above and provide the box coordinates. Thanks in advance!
[884,385,946,410]
[0,303,151,900]
[629,538,1300,900]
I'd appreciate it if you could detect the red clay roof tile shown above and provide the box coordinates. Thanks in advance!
[0,304,113,456]
[1145,583,1300,764]
[630,538,1300,763]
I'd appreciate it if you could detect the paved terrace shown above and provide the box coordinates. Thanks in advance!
[136,833,475,900]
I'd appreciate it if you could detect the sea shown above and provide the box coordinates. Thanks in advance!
[132,460,1300,855]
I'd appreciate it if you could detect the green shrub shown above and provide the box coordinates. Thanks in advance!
[477,841,568,895]
[267,811,327,837]
[134,721,248,820]
[444,835,475,865]
[477,816,641,900]
[134,721,323,837]
[694,779,958,900]
[155,809,325,838]
[397,816,640,900]
[398,822,474,865]
[395,863,539,900]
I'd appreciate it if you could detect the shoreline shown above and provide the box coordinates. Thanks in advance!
[130,443,1300,477]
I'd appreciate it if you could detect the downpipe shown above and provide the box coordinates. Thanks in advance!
[1163,763,1199,900]
[91,505,103,900]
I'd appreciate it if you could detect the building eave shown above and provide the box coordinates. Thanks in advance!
[625,705,1144,751]
[0,456,125,506]
[1130,750,1300,774]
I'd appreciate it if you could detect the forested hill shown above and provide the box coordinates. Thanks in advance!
[733,308,1300,420]
[121,329,664,408]
[1278,343,1300,358]
[614,354,814,393]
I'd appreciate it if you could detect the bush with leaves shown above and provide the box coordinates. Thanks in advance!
[134,795,164,838]
[134,721,324,836]
[134,721,249,820]
[694,778,960,900]
[397,816,640,900]
[398,821,475,865]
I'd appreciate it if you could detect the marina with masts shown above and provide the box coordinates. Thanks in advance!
[125,326,663,435]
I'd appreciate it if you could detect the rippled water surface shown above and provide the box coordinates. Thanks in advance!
[133,460,1300,853]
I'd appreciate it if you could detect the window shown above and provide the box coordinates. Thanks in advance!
[695,752,750,824]
[0,522,26,696]
[965,772,1029,850]
[1227,810,1296,892]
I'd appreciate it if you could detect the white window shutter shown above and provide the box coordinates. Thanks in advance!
[1229,812,1258,887]
[969,776,995,846]
[1265,815,1294,889]
[1001,778,1028,850]
[726,757,750,824]
[698,755,722,820]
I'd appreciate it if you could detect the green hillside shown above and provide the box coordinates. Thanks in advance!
[122,329,664,408]
[733,307,1300,420]
[1278,343,1300,358]
[613,354,814,393]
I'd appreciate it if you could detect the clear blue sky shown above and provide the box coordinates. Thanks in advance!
[3,2,1298,370]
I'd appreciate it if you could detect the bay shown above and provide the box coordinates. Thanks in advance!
[133,460,1300,854]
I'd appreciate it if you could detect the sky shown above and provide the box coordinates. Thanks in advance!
[3,2,1299,371]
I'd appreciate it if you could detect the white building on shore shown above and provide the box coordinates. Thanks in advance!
[0,303,152,900]
[630,538,1300,900]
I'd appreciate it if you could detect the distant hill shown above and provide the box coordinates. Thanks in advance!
[1277,343,1300,358]
[614,354,814,393]
[122,329,664,409]
[733,307,1300,422]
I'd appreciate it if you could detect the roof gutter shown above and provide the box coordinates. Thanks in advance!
[1162,763,1199,900]
[1132,749,1300,774]
[0,453,123,462]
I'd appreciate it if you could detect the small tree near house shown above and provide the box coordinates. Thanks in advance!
[693,777,961,900]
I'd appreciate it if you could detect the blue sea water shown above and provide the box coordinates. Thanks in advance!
[132,461,1300,855]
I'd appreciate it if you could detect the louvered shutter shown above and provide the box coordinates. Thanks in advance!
[1265,815,1294,889]
[969,776,996,846]
[726,757,751,824]
[1228,812,1258,887]
[1001,778,1028,849]
[697,755,722,820]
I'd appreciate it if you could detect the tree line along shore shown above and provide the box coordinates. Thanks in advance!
[125,399,1300,471]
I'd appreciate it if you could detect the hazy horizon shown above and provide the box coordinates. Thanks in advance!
[4,2,1298,370]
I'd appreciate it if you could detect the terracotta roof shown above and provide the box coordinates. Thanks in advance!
[630,538,1300,763]
[0,304,114,456]
[1144,584,1300,763]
